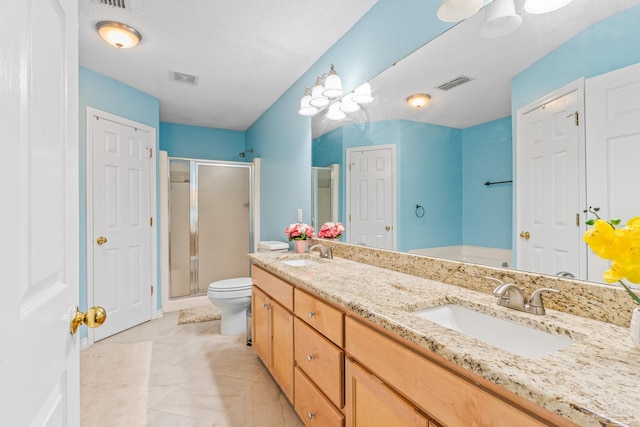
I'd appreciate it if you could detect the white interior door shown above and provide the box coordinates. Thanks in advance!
[90,113,153,341]
[517,89,584,278]
[586,62,640,283]
[347,146,396,250]
[0,0,80,425]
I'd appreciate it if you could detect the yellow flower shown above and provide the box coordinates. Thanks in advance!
[583,219,617,260]
[603,262,640,284]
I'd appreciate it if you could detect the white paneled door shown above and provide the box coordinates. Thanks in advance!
[347,146,396,250]
[89,112,153,341]
[0,0,81,425]
[586,62,640,283]
[518,89,583,278]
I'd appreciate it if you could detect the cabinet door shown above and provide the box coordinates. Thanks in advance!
[345,359,428,427]
[252,286,271,366]
[271,299,294,402]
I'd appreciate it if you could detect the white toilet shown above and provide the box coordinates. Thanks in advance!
[207,277,253,336]
[207,241,289,336]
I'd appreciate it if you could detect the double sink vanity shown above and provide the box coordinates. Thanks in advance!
[249,241,639,426]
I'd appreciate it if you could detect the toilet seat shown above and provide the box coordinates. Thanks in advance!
[207,277,252,298]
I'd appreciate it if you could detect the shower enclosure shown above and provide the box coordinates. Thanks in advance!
[168,158,253,299]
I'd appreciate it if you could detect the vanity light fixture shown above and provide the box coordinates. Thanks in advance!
[524,0,574,14]
[407,93,431,108]
[96,20,142,49]
[437,0,482,22]
[479,0,522,39]
[298,66,374,119]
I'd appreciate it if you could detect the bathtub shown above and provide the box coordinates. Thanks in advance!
[408,245,512,268]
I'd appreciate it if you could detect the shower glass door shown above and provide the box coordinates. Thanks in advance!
[168,159,253,299]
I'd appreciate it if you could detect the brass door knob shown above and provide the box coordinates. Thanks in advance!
[520,231,531,240]
[385,225,391,231]
[96,236,107,246]
[70,306,107,335]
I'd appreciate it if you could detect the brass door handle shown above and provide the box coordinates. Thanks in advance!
[70,306,107,335]
[96,236,108,246]
[385,225,391,231]
[520,231,531,240]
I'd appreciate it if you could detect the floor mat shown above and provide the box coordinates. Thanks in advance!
[177,304,222,324]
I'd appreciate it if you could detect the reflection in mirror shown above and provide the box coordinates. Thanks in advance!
[311,165,339,230]
[311,0,640,281]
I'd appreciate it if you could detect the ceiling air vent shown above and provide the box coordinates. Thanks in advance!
[169,71,200,86]
[99,0,127,9]
[437,75,473,91]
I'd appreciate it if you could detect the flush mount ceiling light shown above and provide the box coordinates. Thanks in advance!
[524,0,574,14]
[437,0,482,22]
[96,20,142,49]
[479,0,522,38]
[407,93,431,108]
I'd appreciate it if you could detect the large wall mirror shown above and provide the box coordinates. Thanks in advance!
[311,0,640,283]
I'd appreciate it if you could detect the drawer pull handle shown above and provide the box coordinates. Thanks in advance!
[308,311,315,318]
[307,411,315,420]
[262,304,269,311]
[307,354,315,361]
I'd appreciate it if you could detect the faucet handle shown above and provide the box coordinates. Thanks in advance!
[529,288,559,307]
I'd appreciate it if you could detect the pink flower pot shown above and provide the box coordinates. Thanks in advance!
[294,240,307,253]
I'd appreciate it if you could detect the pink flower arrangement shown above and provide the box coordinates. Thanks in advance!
[318,222,344,239]
[285,223,315,241]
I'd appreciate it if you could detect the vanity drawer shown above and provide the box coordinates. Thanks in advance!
[345,316,561,427]
[295,367,345,427]
[252,266,293,310]
[295,288,344,346]
[295,317,344,409]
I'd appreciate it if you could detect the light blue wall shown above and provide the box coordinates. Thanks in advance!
[159,122,246,161]
[246,0,454,245]
[78,66,160,336]
[461,117,512,248]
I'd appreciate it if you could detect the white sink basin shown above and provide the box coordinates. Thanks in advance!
[280,258,320,267]
[413,304,573,359]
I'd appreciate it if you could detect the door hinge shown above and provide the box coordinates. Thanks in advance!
[150,217,153,227]
[576,213,580,226]
[150,285,154,296]
[149,148,153,158]
[575,112,579,126]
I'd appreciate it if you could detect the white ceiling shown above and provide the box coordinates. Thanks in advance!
[79,0,378,131]
[312,0,640,136]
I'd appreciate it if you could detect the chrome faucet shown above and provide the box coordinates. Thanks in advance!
[485,277,558,315]
[309,244,333,259]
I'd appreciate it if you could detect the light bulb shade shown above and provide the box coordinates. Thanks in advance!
[309,84,329,107]
[352,82,374,104]
[96,21,142,49]
[524,0,573,14]
[298,95,318,116]
[437,0,482,22]
[479,0,522,38]
[407,94,431,108]
[322,73,344,98]
[326,103,346,121]
[339,93,360,113]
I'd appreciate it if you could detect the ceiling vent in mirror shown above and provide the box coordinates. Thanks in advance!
[98,0,127,9]
[170,71,199,86]
[437,75,474,91]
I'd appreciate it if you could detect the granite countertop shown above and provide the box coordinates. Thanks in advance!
[249,252,640,427]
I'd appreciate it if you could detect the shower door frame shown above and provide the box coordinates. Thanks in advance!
[168,157,254,299]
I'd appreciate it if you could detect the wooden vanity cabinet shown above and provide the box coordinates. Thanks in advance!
[294,289,345,427]
[345,316,576,427]
[251,267,294,402]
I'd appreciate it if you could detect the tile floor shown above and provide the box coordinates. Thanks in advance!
[90,311,304,427]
